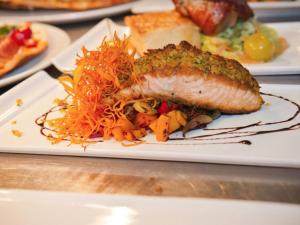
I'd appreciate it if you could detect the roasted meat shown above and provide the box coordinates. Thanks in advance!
[172,0,254,35]
[120,41,263,113]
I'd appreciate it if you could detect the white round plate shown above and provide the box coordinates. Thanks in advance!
[0,23,70,88]
[0,2,138,25]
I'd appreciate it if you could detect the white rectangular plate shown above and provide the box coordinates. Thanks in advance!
[52,19,300,76]
[1,189,299,225]
[0,71,300,168]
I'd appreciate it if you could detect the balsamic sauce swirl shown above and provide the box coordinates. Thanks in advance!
[36,93,300,146]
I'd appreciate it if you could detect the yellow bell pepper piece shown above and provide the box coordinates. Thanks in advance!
[176,111,187,126]
[112,127,124,142]
[167,110,181,133]
[155,114,170,142]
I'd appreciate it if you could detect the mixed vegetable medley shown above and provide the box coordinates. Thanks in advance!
[200,19,287,62]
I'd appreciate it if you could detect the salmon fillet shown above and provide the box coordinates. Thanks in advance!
[120,41,263,113]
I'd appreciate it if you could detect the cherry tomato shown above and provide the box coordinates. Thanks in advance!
[10,29,26,45]
[244,32,274,61]
[19,27,32,39]
[10,27,32,45]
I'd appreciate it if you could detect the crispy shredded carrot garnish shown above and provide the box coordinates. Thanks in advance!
[47,34,140,145]
[53,98,66,106]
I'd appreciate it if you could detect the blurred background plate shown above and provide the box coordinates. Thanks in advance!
[0,23,70,88]
[0,1,138,24]
[52,19,300,76]
[131,0,300,22]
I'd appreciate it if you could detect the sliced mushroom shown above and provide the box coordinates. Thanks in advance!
[182,111,221,136]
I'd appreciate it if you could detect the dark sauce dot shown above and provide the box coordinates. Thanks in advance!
[239,140,251,145]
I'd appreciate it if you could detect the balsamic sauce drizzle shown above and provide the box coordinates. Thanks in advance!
[36,93,300,146]
[35,106,62,138]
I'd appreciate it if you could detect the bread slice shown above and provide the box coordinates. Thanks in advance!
[0,0,134,10]
[0,24,48,77]
[125,11,200,55]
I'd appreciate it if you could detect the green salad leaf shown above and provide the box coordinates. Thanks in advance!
[0,25,15,37]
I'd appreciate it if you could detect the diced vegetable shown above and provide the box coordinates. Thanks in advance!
[132,128,147,139]
[149,110,187,140]
[116,117,135,131]
[124,131,135,142]
[158,101,170,114]
[149,119,158,132]
[112,127,124,142]
[167,111,181,133]
[175,111,187,126]
[155,114,170,142]
[135,113,157,128]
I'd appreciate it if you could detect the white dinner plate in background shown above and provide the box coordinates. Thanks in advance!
[0,189,299,225]
[0,1,138,25]
[0,23,70,88]
[53,18,300,76]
